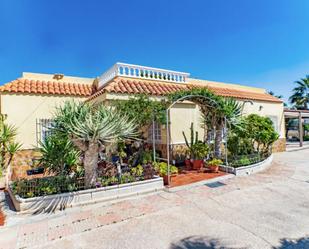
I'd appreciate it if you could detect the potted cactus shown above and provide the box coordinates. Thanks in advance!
[183,123,209,170]
[207,158,223,173]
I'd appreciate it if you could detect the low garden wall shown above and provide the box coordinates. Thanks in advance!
[219,154,273,176]
[8,176,164,213]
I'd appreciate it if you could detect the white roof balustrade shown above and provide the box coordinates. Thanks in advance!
[98,62,190,88]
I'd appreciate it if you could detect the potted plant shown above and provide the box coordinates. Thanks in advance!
[184,155,191,170]
[191,142,209,170]
[207,158,223,173]
[182,123,209,170]
[154,162,178,185]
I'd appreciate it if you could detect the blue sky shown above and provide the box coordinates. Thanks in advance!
[1,0,309,103]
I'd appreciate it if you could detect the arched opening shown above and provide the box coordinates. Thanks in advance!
[161,94,229,186]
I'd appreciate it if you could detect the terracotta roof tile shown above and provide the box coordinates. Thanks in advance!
[1,76,282,103]
[87,77,282,103]
[0,78,93,97]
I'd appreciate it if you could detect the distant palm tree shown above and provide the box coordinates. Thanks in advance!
[268,90,287,107]
[289,76,309,110]
[268,91,283,99]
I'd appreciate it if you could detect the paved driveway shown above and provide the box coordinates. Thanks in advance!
[1,149,309,249]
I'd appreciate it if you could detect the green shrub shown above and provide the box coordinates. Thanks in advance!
[228,114,279,156]
[11,175,82,198]
[237,156,251,166]
[39,133,81,175]
[140,151,153,164]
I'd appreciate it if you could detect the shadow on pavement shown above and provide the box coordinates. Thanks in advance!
[169,236,234,249]
[273,237,309,249]
[28,194,73,214]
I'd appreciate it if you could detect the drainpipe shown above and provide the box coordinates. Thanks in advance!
[152,116,156,162]
[299,111,303,147]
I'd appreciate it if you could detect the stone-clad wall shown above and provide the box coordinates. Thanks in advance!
[10,149,43,180]
[272,138,286,153]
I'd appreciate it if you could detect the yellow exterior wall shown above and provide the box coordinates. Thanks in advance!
[170,101,285,144]
[1,94,87,149]
[1,90,284,150]
[241,100,285,138]
[103,93,285,145]
[170,103,204,144]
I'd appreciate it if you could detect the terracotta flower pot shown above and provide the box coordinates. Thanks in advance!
[193,160,203,170]
[208,164,219,173]
[162,174,176,185]
[184,159,191,170]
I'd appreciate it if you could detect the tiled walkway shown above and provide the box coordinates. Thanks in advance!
[169,170,228,187]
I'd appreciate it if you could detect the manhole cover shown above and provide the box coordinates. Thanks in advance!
[205,181,226,188]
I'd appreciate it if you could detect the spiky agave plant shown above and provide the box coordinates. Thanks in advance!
[53,101,138,188]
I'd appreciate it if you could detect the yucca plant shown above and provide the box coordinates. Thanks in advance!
[53,101,138,188]
[0,115,22,180]
[211,98,242,158]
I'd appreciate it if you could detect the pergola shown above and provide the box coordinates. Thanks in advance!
[163,94,228,186]
[284,109,309,147]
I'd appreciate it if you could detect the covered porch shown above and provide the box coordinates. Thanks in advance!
[284,109,309,149]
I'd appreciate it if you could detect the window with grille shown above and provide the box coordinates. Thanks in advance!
[148,122,161,143]
[36,119,54,145]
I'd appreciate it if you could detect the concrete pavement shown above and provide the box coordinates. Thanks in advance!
[1,149,309,249]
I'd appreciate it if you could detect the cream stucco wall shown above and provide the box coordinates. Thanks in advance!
[1,94,87,149]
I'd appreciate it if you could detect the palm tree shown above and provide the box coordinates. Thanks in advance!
[289,76,309,110]
[213,98,242,158]
[53,101,137,188]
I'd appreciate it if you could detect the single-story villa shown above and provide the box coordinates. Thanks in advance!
[0,62,285,179]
